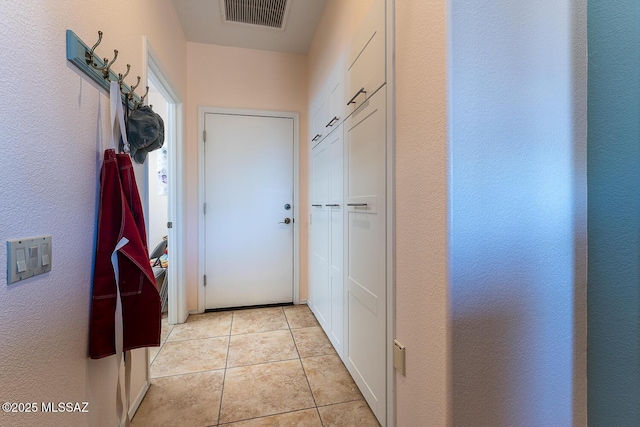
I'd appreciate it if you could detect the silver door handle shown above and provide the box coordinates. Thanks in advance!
[279,218,292,224]
[347,87,366,105]
[325,116,339,127]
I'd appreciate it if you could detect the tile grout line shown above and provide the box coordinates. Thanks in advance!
[218,406,319,426]
[284,308,325,427]
[284,310,325,426]
[316,397,366,409]
[227,356,301,370]
[149,323,173,370]
[216,312,234,426]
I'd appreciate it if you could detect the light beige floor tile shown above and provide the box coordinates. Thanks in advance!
[160,318,174,344]
[231,307,289,335]
[318,400,380,427]
[220,408,322,427]
[219,359,315,424]
[167,312,232,342]
[284,305,319,329]
[291,326,336,358]
[227,330,298,368]
[301,355,362,406]
[149,345,161,364]
[132,370,224,427]
[151,336,228,378]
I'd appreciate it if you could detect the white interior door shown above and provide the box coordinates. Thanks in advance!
[204,113,294,309]
[344,90,386,423]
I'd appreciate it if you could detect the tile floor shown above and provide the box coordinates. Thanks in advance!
[133,305,380,427]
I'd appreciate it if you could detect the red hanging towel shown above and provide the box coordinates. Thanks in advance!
[89,86,161,360]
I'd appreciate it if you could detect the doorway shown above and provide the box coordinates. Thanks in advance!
[144,38,188,328]
[198,108,300,311]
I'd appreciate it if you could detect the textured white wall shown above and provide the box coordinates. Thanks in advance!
[0,1,186,426]
[395,1,451,425]
[449,0,587,426]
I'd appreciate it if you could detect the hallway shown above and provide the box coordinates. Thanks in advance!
[133,305,379,426]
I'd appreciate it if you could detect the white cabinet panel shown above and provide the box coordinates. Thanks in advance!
[325,56,346,134]
[344,89,386,423]
[347,0,385,112]
[311,92,328,148]
[310,141,330,326]
[328,128,344,354]
[309,125,345,357]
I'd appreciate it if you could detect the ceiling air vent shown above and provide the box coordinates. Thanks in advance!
[222,0,291,30]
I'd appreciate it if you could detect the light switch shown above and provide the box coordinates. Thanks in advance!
[7,235,52,284]
[29,246,39,270]
[41,243,50,266]
[16,248,27,273]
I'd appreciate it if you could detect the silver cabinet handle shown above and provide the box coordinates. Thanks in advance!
[347,87,366,105]
[347,203,368,207]
[326,204,340,207]
[325,116,339,127]
[311,204,322,207]
[312,134,322,142]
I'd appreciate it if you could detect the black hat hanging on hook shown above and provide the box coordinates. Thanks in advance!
[127,106,165,164]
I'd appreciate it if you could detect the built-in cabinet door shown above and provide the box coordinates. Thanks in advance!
[311,90,328,146]
[310,140,330,327]
[325,57,346,133]
[344,89,386,423]
[327,126,344,355]
[346,0,385,112]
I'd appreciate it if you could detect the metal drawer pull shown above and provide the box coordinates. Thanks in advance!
[325,116,339,127]
[326,204,340,207]
[347,203,368,207]
[311,204,322,207]
[312,134,322,142]
[347,87,366,105]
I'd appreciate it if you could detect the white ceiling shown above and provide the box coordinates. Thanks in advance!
[172,0,327,55]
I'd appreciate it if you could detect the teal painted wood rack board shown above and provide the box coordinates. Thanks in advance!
[66,30,147,110]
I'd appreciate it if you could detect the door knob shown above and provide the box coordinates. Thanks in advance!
[279,218,292,224]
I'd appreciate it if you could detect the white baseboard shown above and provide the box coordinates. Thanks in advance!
[129,380,150,420]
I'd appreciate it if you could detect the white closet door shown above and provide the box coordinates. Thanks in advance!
[344,89,386,423]
[310,139,330,327]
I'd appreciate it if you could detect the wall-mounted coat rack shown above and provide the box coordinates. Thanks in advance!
[66,30,149,110]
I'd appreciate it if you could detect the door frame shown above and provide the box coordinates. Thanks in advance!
[143,38,188,326]
[197,106,300,312]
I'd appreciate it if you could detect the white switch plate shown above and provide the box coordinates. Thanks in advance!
[7,235,52,284]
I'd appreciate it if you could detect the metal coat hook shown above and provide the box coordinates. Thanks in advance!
[85,31,102,66]
[67,30,144,110]
[102,49,118,79]
[118,64,131,89]
[128,76,141,100]
[135,86,149,109]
